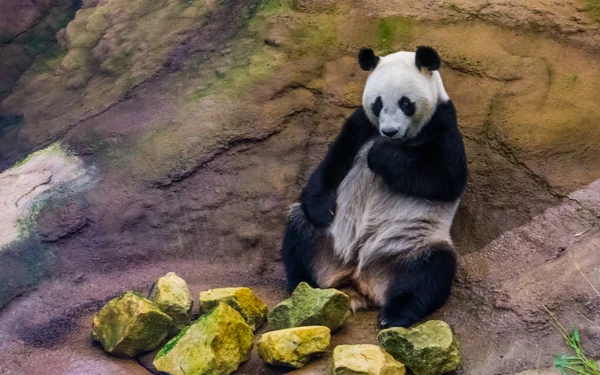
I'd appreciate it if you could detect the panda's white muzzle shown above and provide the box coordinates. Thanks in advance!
[379,111,410,140]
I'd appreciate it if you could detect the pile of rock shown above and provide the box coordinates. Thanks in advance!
[91,275,461,375]
[257,281,351,368]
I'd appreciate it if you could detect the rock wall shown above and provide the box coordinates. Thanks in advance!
[0,0,81,100]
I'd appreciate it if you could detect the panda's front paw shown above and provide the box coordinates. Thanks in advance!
[300,191,336,228]
[378,309,415,329]
[367,138,387,172]
[377,312,390,329]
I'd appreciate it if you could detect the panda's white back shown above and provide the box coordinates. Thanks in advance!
[329,139,459,269]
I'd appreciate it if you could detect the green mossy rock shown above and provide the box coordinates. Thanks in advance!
[331,344,406,375]
[148,272,193,331]
[257,326,331,368]
[153,303,254,375]
[91,291,173,357]
[199,287,267,331]
[378,320,461,375]
[267,282,350,331]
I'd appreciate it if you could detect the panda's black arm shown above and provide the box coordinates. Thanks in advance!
[300,107,377,227]
[367,104,468,202]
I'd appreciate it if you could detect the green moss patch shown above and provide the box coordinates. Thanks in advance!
[154,325,190,360]
[189,44,281,99]
[15,199,47,240]
[189,0,338,100]
[153,303,253,375]
[585,0,600,22]
[378,16,414,55]
[248,0,297,21]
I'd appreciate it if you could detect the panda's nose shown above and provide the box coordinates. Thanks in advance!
[381,128,398,137]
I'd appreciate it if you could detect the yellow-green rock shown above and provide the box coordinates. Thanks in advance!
[153,303,253,375]
[91,291,173,357]
[331,345,406,375]
[267,282,350,331]
[199,287,267,331]
[257,326,331,368]
[148,272,192,331]
[378,320,461,375]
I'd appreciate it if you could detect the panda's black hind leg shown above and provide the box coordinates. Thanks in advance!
[281,222,317,292]
[378,246,457,328]
[281,205,320,292]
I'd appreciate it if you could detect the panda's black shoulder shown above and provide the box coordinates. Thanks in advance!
[330,106,377,154]
[348,106,374,129]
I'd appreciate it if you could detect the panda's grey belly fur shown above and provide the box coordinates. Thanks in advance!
[316,140,458,307]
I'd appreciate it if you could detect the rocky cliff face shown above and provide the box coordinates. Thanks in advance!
[0,0,599,374]
[0,0,82,99]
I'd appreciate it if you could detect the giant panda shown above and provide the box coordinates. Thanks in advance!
[281,46,468,328]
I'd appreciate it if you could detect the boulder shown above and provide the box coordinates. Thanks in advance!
[257,326,331,368]
[148,272,193,331]
[331,344,406,375]
[91,291,173,357]
[267,282,350,331]
[199,287,267,331]
[378,320,461,375]
[153,303,253,375]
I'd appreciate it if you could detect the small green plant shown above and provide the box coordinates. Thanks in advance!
[552,325,599,375]
[544,251,600,375]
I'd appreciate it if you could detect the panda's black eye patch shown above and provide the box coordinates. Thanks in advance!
[398,96,415,117]
[372,96,383,117]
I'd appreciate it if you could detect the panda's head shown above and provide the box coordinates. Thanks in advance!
[359,46,450,141]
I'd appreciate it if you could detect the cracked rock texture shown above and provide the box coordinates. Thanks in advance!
[378,320,461,375]
[148,272,193,332]
[91,291,173,357]
[257,326,331,368]
[267,282,351,332]
[153,302,254,375]
[199,287,268,331]
[331,344,406,375]
[0,0,599,374]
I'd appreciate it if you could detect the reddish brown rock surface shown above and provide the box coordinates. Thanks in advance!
[0,0,55,43]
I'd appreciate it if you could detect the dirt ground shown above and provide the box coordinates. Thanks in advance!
[0,0,599,374]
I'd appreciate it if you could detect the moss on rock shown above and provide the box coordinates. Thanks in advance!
[377,16,413,55]
[199,287,268,331]
[153,303,253,375]
[91,291,173,357]
[585,0,600,22]
[332,344,406,375]
[257,326,331,368]
[64,8,107,49]
[148,272,193,332]
[378,320,460,375]
[267,282,350,331]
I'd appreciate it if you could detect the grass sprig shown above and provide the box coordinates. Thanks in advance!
[543,305,599,375]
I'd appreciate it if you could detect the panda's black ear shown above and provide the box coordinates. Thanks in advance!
[358,48,379,71]
[415,46,441,71]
